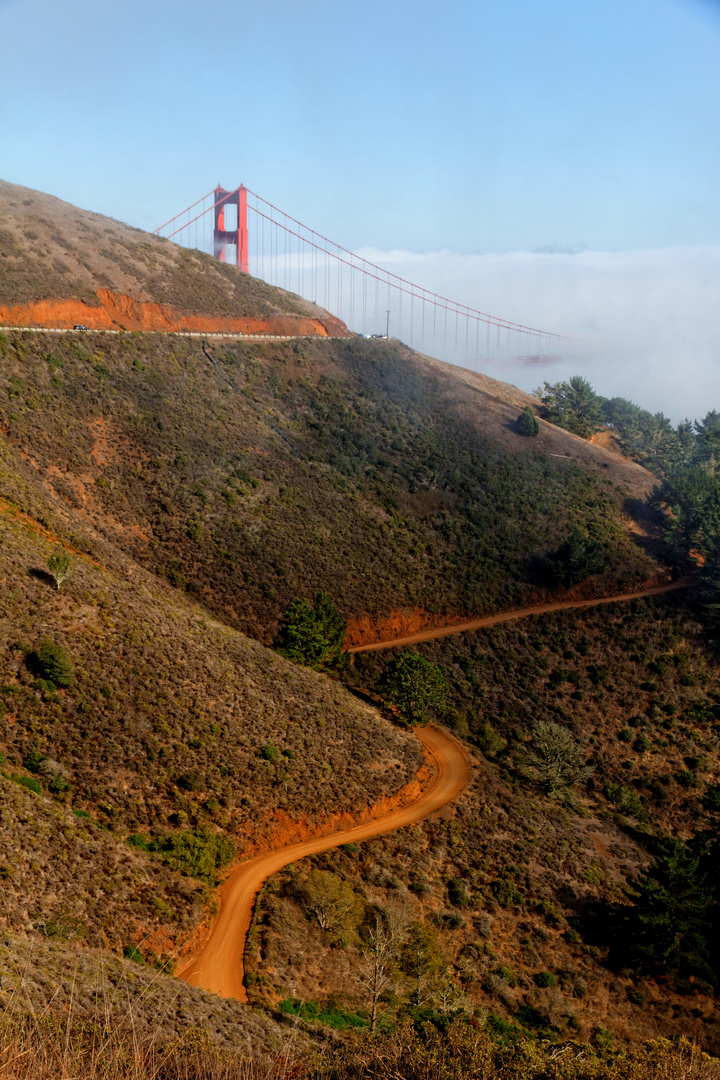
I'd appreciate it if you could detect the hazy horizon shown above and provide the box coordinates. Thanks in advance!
[353,241,720,424]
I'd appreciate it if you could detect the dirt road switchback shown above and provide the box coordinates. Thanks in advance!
[348,579,692,654]
[177,724,470,1002]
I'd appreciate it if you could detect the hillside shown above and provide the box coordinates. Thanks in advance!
[0,327,660,645]
[0,475,424,896]
[0,178,346,335]
[3,178,719,1069]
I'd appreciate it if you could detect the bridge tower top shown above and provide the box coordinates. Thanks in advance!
[213,184,248,272]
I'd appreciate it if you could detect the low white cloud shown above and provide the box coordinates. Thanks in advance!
[355,244,720,424]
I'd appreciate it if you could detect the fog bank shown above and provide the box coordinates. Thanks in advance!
[357,244,720,424]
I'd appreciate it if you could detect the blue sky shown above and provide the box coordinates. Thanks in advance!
[1,0,719,416]
[1,0,718,251]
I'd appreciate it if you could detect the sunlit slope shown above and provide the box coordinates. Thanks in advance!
[0,178,344,333]
[0,463,423,844]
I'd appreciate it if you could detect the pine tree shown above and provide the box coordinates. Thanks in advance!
[36,641,74,687]
[629,838,714,984]
[274,592,347,671]
[378,653,448,725]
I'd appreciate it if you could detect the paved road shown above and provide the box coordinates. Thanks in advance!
[177,724,470,1002]
[348,579,692,653]
[0,325,345,341]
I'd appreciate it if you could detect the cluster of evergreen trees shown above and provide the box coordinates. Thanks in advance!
[537,376,720,480]
[590,784,720,991]
[538,378,720,604]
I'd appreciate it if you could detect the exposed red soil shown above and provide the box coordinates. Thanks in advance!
[235,765,433,861]
[344,606,459,648]
[0,289,351,337]
[89,416,114,467]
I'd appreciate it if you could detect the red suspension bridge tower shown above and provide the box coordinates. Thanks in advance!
[155,184,570,363]
[213,184,248,271]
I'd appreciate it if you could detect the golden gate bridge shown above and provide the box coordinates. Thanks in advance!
[154,184,569,364]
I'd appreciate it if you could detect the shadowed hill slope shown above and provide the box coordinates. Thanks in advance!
[0,329,659,644]
[0,488,423,839]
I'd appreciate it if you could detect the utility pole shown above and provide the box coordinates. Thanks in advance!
[386,310,390,338]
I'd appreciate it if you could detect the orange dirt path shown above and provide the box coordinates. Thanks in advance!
[177,724,470,1002]
[348,579,692,653]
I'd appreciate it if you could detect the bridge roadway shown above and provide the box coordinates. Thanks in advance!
[0,326,346,341]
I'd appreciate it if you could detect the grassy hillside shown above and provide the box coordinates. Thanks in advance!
[0,450,422,981]
[0,932,295,1068]
[0,502,422,821]
[0,178,322,320]
[0,329,658,644]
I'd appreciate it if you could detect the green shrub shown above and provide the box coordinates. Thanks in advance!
[492,879,523,907]
[123,944,144,963]
[47,773,71,795]
[517,407,539,437]
[605,782,647,820]
[516,1003,548,1030]
[176,771,202,790]
[702,783,720,812]
[35,641,74,687]
[24,750,47,773]
[447,878,469,907]
[593,1026,614,1052]
[148,825,236,884]
[11,774,42,795]
[126,833,150,849]
[531,898,563,926]
[475,720,506,757]
[258,744,280,762]
[278,998,368,1030]
[409,870,431,895]
[149,897,174,919]
[533,971,557,988]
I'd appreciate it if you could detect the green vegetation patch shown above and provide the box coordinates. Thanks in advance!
[279,997,368,1029]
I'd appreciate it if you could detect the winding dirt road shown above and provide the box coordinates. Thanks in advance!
[177,724,470,1002]
[348,578,692,653]
[178,577,692,1003]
